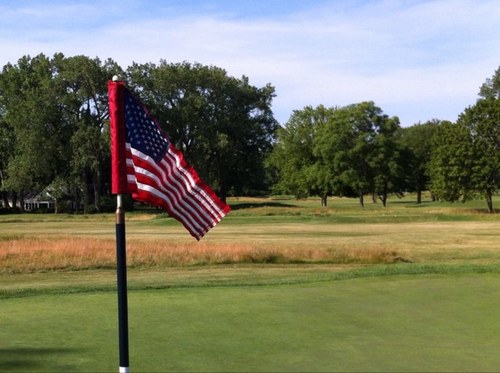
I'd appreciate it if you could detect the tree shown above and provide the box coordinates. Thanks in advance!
[0,54,121,213]
[0,118,14,208]
[315,102,400,207]
[459,98,500,212]
[53,54,121,212]
[471,66,500,212]
[370,111,404,206]
[0,54,66,209]
[398,120,441,203]
[126,61,278,201]
[479,66,500,99]
[429,66,500,212]
[268,105,332,205]
[429,121,475,203]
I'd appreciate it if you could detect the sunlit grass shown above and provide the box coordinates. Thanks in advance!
[1,195,499,276]
[2,194,500,372]
[0,236,404,274]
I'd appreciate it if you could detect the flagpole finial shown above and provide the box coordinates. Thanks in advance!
[112,75,120,82]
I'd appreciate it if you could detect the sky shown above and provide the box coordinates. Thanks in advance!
[0,0,499,126]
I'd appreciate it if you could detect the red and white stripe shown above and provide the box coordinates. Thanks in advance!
[124,143,230,240]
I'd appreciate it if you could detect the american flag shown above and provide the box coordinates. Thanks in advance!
[110,82,230,240]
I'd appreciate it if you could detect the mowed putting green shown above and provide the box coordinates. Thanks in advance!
[2,274,500,372]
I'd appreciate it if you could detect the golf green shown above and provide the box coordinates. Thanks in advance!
[1,274,500,372]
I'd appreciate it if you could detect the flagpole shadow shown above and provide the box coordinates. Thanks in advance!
[0,347,83,371]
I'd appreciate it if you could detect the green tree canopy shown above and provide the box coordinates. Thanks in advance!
[268,105,332,204]
[126,61,278,200]
[0,53,121,212]
[271,102,404,207]
[0,54,64,208]
[54,54,122,212]
[429,66,500,212]
[315,102,402,206]
[429,120,473,203]
[460,98,500,212]
[398,120,441,203]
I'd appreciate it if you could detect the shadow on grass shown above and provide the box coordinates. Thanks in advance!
[229,202,297,210]
[389,200,435,206]
[470,208,500,214]
[0,347,81,371]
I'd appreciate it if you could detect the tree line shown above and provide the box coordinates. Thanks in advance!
[0,53,498,213]
[0,53,278,212]
[269,66,500,213]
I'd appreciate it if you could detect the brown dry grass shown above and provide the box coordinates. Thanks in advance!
[2,220,500,274]
[0,237,116,273]
[2,197,500,274]
[0,236,404,274]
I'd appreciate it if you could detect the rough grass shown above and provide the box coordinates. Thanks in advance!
[0,237,405,274]
[1,195,499,275]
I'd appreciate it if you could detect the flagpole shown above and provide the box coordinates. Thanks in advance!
[110,75,130,373]
[116,193,130,373]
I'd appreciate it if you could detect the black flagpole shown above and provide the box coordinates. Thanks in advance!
[116,193,130,372]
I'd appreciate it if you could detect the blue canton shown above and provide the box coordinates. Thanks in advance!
[124,91,169,162]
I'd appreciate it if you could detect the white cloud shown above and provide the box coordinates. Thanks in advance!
[0,0,499,125]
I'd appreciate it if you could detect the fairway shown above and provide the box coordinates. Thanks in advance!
[2,274,500,372]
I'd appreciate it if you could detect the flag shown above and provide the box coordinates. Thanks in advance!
[108,80,230,240]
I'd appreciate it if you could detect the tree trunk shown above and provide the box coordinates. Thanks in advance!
[1,191,9,208]
[82,172,90,211]
[218,179,227,204]
[417,190,422,204]
[93,170,102,212]
[381,184,388,207]
[486,191,494,213]
[11,191,17,209]
[381,193,387,207]
[19,191,25,212]
[73,185,80,214]
[359,193,364,207]
[430,191,436,202]
[0,172,5,208]
[372,193,377,203]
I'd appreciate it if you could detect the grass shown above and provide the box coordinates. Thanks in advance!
[1,194,500,371]
[3,274,500,371]
[1,195,500,276]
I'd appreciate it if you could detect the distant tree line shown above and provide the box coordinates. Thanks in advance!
[268,66,500,212]
[0,53,498,213]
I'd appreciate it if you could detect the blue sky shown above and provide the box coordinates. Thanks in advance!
[1,0,499,126]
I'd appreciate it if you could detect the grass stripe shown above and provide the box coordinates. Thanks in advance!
[3,263,500,299]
